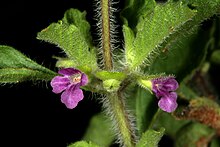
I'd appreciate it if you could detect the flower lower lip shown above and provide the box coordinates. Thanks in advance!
[151,76,179,112]
[51,68,88,109]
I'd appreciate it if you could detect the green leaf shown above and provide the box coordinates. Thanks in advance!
[188,0,220,21]
[148,28,208,81]
[177,82,199,100]
[54,57,93,75]
[83,113,114,147]
[0,45,56,83]
[155,112,190,138]
[121,0,156,28]
[125,1,195,70]
[37,9,97,70]
[95,71,126,81]
[123,25,135,66]
[147,0,220,77]
[136,128,165,147]
[62,8,92,47]
[128,86,157,136]
[54,57,76,68]
[211,50,220,65]
[175,122,215,147]
[68,141,99,147]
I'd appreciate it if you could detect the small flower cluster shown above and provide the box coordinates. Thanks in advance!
[151,76,179,113]
[50,68,88,109]
[50,68,178,113]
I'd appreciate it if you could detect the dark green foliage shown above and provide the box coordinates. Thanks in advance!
[0,45,56,83]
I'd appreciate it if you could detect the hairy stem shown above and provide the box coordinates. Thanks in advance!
[99,0,135,145]
[103,79,136,147]
[101,0,113,70]
[107,92,135,147]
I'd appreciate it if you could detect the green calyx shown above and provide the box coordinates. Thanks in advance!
[103,79,121,92]
[95,70,127,92]
[137,79,153,93]
[95,71,126,81]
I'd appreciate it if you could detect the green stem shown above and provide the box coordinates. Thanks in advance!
[107,92,135,147]
[148,108,162,129]
[101,0,113,70]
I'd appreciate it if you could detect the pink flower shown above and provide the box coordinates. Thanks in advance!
[51,68,88,109]
[151,77,179,113]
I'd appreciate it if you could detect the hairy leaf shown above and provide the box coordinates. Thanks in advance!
[62,8,92,47]
[148,29,208,81]
[0,45,56,83]
[147,0,220,76]
[121,0,156,28]
[125,1,195,70]
[136,128,165,147]
[37,9,97,70]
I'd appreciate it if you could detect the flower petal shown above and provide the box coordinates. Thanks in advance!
[158,92,178,113]
[50,76,70,93]
[153,88,169,98]
[163,78,179,91]
[60,85,84,109]
[80,73,88,86]
[58,68,81,76]
[152,77,179,97]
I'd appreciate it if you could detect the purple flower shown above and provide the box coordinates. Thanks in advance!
[151,77,179,113]
[50,68,88,109]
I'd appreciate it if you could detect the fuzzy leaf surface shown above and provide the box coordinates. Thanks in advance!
[62,8,92,47]
[125,2,195,70]
[147,0,220,77]
[148,29,208,81]
[0,45,56,83]
[37,9,97,69]
[121,0,156,28]
[136,128,165,147]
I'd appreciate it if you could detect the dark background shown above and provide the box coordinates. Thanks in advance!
[1,0,218,146]
[0,0,102,146]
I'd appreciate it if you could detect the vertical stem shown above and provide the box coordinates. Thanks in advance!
[98,0,135,145]
[101,0,113,70]
[107,92,135,147]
